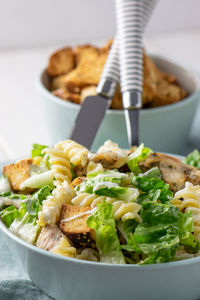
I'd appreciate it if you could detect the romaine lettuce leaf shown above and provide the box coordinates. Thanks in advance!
[87,201,125,264]
[140,202,180,225]
[23,185,51,217]
[133,173,173,205]
[117,219,138,241]
[10,213,40,244]
[0,175,11,193]
[0,205,19,227]
[127,144,153,174]
[31,143,47,158]
[87,171,129,185]
[83,182,138,202]
[122,202,196,264]
[0,186,51,244]
[184,149,200,169]
[20,170,54,190]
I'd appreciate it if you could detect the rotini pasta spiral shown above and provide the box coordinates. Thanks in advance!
[172,181,200,240]
[38,181,76,226]
[42,147,72,183]
[56,140,89,167]
[71,193,141,222]
[76,248,99,262]
[51,236,77,258]
[87,161,104,174]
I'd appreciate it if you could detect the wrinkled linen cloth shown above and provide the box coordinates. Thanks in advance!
[0,232,53,300]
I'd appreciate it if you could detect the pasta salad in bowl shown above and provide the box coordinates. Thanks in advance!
[1,140,200,299]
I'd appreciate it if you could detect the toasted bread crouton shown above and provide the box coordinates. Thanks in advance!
[64,51,108,92]
[74,44,99,64]
[142,54,159,105]
[59,204,95,248]
[100,39,113,53]
[2,159,32,192]
[51,74,69,90]
[71,177,84,189]
[80,85,97,103]
[52,88,81,104]
[36,224,76,257]
[111,87,123,110]
[47,47,75,77]
[150,78,187,108]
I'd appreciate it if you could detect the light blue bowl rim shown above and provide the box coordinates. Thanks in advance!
[39,53,200,116]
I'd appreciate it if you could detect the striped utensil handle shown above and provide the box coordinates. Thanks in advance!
[116,0,143,146]
[116,0,143,94]
[97,0,158,97]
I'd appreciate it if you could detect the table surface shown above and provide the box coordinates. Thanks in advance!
[0,29,200,162]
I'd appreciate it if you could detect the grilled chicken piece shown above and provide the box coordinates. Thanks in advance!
[36,224,76,257]
[139,152,200,192]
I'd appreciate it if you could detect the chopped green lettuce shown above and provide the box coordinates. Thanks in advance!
[23,185,51,217]
[127,144,153,174]
[10,213,40,244]
[0,186,51,244]
[132,171,173,205]
[20,170,54,190]
[81,181,138,202]
[0,175,11,193]
[0,205,19,227]
[87,171,129,185]
[184,149,200,169]
[117,219,138,241]
[87,201,125,264]
[122,202,196,264]
[31,143,47,158]
[79,170,138,201]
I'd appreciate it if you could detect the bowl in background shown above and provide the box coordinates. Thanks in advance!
[39,55,200,155]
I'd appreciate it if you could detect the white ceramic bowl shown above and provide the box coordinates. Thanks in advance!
[1,213,200,300]
[2,154,200,300]
[39,55,200,155]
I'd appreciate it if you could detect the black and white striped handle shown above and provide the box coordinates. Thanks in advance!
[97,0,158,98]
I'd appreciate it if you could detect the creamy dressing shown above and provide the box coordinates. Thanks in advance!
[94,172,128,181]
[0,197,21,208]
[60,207,97,223]
[93,181,118,192]
[0,176,11,193]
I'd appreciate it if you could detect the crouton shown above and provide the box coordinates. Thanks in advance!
[2,159,32,192]
[36,224,76,257]
[51,74,69,90]
[80,85,97,103]
[74,44,99,64]
[111,87,122,110]
[71,177,84,189]
[100,39,113,53]
[59,204,95,249]
[150,77,187,107]
[64,51,108,92]
[52,88,81,104]
[47,47,75,77]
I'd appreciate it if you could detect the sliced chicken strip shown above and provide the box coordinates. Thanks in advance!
[139,152,200,192]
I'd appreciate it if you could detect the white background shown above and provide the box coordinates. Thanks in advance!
[0,0,200,49]
[0,0,200,160]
